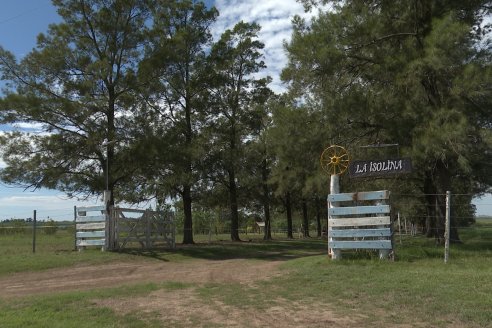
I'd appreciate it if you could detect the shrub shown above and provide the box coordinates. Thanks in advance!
[43,219,58,235]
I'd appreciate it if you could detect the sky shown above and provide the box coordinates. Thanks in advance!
[0,0,491,220]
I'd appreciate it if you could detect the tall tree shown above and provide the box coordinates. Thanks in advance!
[137,0,218,244]
[0,0,149,205]
[243,94,276,240]
[284,0,492,243]
[207,21,270,241]
[268,99,328,238]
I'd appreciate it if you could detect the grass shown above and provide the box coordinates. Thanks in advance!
[0,222,491,327]
[0,231,140,275]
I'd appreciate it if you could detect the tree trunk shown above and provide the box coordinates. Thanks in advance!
[182,184,194,244]
[436,161,461,244]
[262,159,272,240]
[229,169,241,241]
[302,199,310,238]
[424,173,437,238]
[286,192,293,239]
[315,197,322,237]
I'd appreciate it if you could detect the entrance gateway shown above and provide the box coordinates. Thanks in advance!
[75,206,175,251]
[320,145,394,260]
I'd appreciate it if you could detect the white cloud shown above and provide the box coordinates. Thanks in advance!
[0,193,100,220]
[12,122,45,130]
[213,0,318,93]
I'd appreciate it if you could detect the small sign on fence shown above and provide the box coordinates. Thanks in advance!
[348,158,412,178]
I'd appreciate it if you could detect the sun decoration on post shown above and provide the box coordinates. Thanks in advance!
[320,145,350,176]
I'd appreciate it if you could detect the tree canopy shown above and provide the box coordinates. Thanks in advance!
[1,0,491,244]
[283,0,492,241]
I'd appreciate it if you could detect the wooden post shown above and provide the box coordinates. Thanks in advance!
[73,206,77,251]
[377,198,390,260]
[146,211,151,248]
[32,210,37,253]
[103,190,111,251]
[444,191,451,264]
[329,174,341,260]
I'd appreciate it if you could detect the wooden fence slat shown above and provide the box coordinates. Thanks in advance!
[328,191,390,202]
[329,240,392,249]
[329,205,390,216]
[77,206,106,213]
[76,215,106,223]
[114,208,149,214]
[76,231,106,238]
[328,216,391,227]
[76,222,106,230]
[77,239,106,246]
[329,228,392,238]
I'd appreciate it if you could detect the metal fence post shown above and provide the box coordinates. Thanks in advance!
[32,210,37,253]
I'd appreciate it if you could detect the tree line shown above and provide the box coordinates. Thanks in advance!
[1,0,491,244]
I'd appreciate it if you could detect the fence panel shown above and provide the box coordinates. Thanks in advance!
[328,190,393,259]
[75,205,107,250]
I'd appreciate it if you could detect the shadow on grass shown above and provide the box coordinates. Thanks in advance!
[118,224,492,263]
[119,238,327,262]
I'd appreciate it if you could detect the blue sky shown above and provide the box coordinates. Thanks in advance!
[0,0,491,220]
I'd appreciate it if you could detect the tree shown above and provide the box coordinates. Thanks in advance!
[136,0,218,244]
[0,0,150,205]
[207,21,271,241]
[268,98,329,238]
[242,94,276,240]
[283,0,492,243]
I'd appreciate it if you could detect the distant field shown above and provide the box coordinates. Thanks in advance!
[0,221,491,327]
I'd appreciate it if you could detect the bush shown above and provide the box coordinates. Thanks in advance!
[43,219,58,235]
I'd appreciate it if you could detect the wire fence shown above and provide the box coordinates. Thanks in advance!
[0,191,491,259]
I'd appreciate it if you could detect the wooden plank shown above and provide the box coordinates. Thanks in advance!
[77,239,105,246]
[76,215,106,223]
[328,240,392,249]
[76,231,106,238]
[77,206,105,213]
[328,216,391,227]
[328,191,390,202]
[329,205,390,216]
[114,208,146,214]
[76,222,106,230]
[329,228,392,238]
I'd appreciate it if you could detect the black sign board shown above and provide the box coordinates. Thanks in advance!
[348,158,412,178]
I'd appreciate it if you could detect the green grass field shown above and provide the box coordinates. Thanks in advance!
[0,220,491,327]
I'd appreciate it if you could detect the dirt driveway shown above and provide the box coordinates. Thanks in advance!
[0,258,360,327]
[0,258,281,298]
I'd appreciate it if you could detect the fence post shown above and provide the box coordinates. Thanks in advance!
[73,206,77,251]
[32,210,37,253]
[329,174,341,260]
[444,190,451,263]
[103,190,111,251]
[377,198,390,260]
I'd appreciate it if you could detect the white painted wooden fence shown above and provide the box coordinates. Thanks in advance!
[76,205,107,251]
[328,190,393,259]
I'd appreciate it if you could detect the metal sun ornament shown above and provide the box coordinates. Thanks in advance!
[320,145,350,175]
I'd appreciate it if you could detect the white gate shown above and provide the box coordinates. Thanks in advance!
[75,205,107,251]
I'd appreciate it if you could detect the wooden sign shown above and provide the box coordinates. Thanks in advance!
[348,158,412,178]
